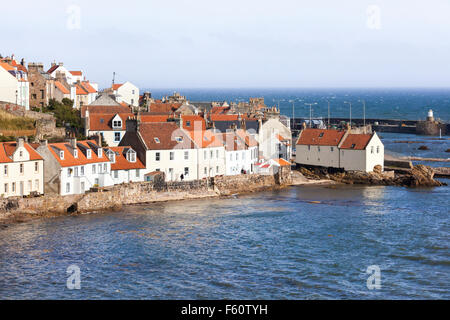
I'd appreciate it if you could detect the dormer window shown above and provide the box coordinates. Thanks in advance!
[60,151,64,159]
[175,136,183,143]
[108,151,116,164]
[73,149,78,158]
[351,144,356,149]
[154,137,160,143]
[127,151,136,163]
[319,132,324,138]
[86,149,92,159]
[113,120,122,129]
[98,148,102,158]
[186,121,191,127]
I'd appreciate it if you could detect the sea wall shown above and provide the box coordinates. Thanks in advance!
[0,171,291,222]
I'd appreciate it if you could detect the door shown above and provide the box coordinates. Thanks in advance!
[20,181,24,196]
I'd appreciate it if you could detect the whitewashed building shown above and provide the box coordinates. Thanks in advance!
[112,82,139,107]
[295,128,384,172]
[37,139,114,195]
[0,138,44,198]
[223,131,255,175]
[104,146,145,184]
[189,129,226,179]
[85,112,133,147]
[0,61,30,109]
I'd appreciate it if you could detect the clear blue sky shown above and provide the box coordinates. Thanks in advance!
[2,0,450,88]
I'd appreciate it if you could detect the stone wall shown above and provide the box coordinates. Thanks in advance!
[0,173,289,221]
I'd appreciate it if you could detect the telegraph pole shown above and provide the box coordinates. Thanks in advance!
[344,101,352,128]
[305,103,316,128]
[327,100,330,129]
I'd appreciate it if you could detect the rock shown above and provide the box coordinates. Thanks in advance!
[373,165,382,174]
[445,149,450,153]
[418,145,429,150]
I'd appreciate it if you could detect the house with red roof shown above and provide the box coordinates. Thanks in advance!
[0,138,44,198]
[189,129,226,178]
[295,128,384,172]
[0,59,29,109]
[111,81,139,107]
[36,138,114,195]
[103,146,146,184]
[85,112,133,147]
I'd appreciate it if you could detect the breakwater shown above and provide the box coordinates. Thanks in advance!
[0,171,291,224]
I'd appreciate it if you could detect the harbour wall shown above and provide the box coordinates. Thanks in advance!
[0,171,291,221]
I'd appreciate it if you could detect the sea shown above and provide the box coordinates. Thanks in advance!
[0,88,448,299]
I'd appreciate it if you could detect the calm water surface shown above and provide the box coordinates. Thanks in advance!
[0,182,448,299]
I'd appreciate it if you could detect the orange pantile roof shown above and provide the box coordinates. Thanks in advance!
[88,113,133,131]
[69,71,82,76]
[0,142,43,163]
[210,114,249,121]
[296,128,346,146]
[235,129,258,147]
[47,140,109,167]
[0,62,15,72]
[140,115,170,123]
[104,146,145,171]
[81,105,131,117]
[147,102,182,114]
[340,134,373,150]
[182,115,206,131]
[112,84,123,90]
[222,132,246,151]
[11,60,27,73]
[54,81,70,94]
[189,130,223,148]
[76,84,88,95]
[80,81,97,93]
[274,158,291,166]
[138,122,195,150]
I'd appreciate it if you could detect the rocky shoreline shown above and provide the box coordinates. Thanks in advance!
[297,164,446,187]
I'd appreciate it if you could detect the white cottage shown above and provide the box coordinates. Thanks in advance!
[104,146,145,184]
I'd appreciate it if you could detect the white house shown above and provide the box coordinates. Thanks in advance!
[0,62,30,109]
[258,117,292,161]
[223,131,254,175]
[37,139,114,195]
[104,146,146,184]
[47,63,79,85]
[120,120,199,181]
[295,128,384,172]
[189,129,226,179]
[85,111,133,146]
[236,129,259,173]
[112,82,139,107]
[339,132,384,172]
[0,138,44,198]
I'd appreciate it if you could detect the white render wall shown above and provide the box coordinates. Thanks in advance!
[111,169,145,184]
[225,149,254,175]
[295,145,340,168]
[115,82,139,107]
[88,130,125,147]
[0,67,17,104]
[144,148,198,181]
[59,162,114,195]
[259,118,292,160]
[197,147,226,179]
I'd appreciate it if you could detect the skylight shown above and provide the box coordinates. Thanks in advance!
[154,137,160,143]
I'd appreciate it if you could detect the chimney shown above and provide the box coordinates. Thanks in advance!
[58,62,64,66]
[17,137,25,148]
[40,139,48,147]
[69,137,77,149]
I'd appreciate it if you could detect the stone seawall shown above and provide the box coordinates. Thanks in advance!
[0,172,291,224]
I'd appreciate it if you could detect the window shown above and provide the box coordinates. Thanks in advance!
[74,167,78,176]
[60,151,64,159]
[28,180,32,191]
[331,147,334,152]
[308,145,310,151]
[131,99,134,105]
[155,152,160,161]
[81,181,85,191]
[184,151,188,160]
[4,183,8,193]
[73,149,78,158]
[204,167,207,175]
[114,132,121,142]
[4,165,7,176]
[92,164,96,174]
[210,150,213,158]
[132,90,135,94]
[371,146,374,154]
[186,121,191,127]
[318,146,321,152]
[80,166,84,176]
[19,151,23,157]
[216,150,219,158]
[184,167,189,176]
[155,168,160,172]
[95,178,99,185]
[86,149,92,159]
[114,171,118,179]
[204,150,207,159]
[104,163,107,172]
[154,137,160,143]
[216,166,219,173]
[98,149,102,158]
[128,151,136,162]
[377,146,380,153]
[236,153,238,160]
[66,183,70,193]
[12,182,16,193]
[319,132,324,138]
[67,168,72,177]
[136,169,140,177]
[113,120,122,128]
[175,137,183,143]
[351,144,356,149]
[170,152,174,160]
[20,164,24,174]
[98,164,102,173]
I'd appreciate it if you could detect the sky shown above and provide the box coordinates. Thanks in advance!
[2,0,450,89]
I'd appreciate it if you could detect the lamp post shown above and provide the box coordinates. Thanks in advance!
[292,101,295,130]
[305,103,317,128]
[344,101,352,128]
[327,100,331,129]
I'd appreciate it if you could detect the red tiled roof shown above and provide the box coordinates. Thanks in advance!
[112,84,123,90]
[54,81,70,94]
[189,130,223,148]
[147,102,182,114]
[274,158,291,166]
[81,105,132,117]
[222,132,246,151]
[235,129,258,147]
[340,134,373,150]
[47,65,59,74]
[0,142,43,163]
[140,115,170,123]
[76,84,88,95]
[138,122,195,150]
[47,140,109,167]
[11,60,27,73]
[0,62,15,72]
[296,129,346,146]
[182,115,206,131]
[210,114,249,121]
[80,81,97,93]
[104,146,145,170]
[69,71,82,76]
[88,113,133,131]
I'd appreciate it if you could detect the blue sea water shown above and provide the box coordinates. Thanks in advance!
[147,88,450,122]
[0,183,448,299]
